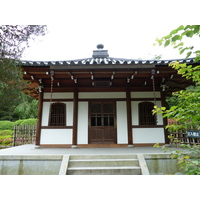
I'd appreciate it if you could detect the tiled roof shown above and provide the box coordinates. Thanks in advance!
[20,44,198,66]
[20,57,197,66]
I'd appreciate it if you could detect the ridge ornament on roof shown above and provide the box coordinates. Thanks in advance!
[92,44,109,58]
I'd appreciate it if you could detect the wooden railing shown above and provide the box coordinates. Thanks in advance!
[13,125,36,146]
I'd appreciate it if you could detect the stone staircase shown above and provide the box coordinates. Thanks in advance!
[59,154,149,175]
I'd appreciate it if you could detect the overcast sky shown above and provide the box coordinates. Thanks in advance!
[3,0,199,61]
[23,23,183,61]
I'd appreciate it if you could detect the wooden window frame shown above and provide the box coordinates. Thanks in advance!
[138,102,156,126]
[48,103,66,126]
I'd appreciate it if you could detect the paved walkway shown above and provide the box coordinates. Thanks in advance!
[0,144,172,155]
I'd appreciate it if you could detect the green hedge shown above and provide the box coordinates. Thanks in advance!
[0,119,37,131]
[20,118,37,125]
[0,130,13,136]
[0,121,15,131]
[14,119,25,125]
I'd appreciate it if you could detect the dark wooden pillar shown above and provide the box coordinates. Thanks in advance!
[126,88,134,147]
[35,91,43,146]
[72,89,78,148]
[161,91,170,144]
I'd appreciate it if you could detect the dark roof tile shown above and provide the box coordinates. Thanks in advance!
[21,57,196,66]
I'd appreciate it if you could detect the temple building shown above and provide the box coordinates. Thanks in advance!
[21,44,195,148]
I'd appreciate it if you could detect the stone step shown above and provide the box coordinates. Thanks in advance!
[69,154,138,160]
[67,166,141,175]
[68,159,139,167]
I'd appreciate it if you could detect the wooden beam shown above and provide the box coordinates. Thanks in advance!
[161,91,170,144]
[126,88,133,146]
[36,91,43,145]
[72,88,78,147]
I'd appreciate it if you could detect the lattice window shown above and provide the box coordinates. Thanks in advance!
[139,102,156,125]
[49,103,66,126]
[103,103,113,113]
[90,102,115,127]
[91,103,101,113]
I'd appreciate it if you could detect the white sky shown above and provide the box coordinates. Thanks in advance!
[3,0,200,61]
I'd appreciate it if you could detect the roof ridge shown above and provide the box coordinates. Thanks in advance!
[19,57,197,66]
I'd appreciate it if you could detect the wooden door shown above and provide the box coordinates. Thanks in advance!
[89,101,117,144]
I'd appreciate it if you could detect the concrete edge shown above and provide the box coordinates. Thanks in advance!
[144,153,172,159]
[137,154,150,175]
[59,155,70,175]
[0,155,64,160]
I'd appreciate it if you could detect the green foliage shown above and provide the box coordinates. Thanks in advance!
[0,25,47,108]
[153,86,200,131]
[13,94,38,119]
[0,138,13,146]
[154,143,200,175]
[0,130,13,136]
[154,25,200,175]
[169,61,200,84]
[0,119,37,147]
[156,25,200,60]
[0,130,13,147]
[14,120,25,125]
[171,145,200,175]
[0,121,15,131]
[0,92,38,120]
[0,119,37,131]
[20,118,37,125]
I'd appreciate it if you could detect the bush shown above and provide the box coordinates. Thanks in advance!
[20,118,37,125]
[1,116,13,121]
[0,138,13,146]
[14,119,25,125]
[0,135,13,140]
[1,138,13,145]
[0,121,15,131]
[0,130,13,136]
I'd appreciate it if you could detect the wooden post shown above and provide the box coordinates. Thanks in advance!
[161,91,170,144]
[126,88,134,147]
[72,89,78,148]
[35,91,43,146]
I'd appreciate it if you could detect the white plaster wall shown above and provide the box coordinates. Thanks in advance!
[42,102,50,126]
[132,128,165,143]
[43,92,73,99]
[79,92,126,99]
[116,101,128,144]
[42,102,73,126]
[40,129,72,144]
[131,91,161,98]
[77,102,88,144]
[131,101,163,125]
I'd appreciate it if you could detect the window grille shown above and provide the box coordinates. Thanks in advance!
[49,103,66,126]
[139,102,156,125]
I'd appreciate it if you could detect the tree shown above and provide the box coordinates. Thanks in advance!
[0,25,47,109]
[156,25,200,83]
[155,25,200,128]
[154,25,200,174]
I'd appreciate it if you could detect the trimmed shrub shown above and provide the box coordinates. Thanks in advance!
[1,138,13,146]
[14,119,25,125]
[0,121,15,131]
[0,135,13,140]
[0,130,13,136]
[20,118,37,125]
